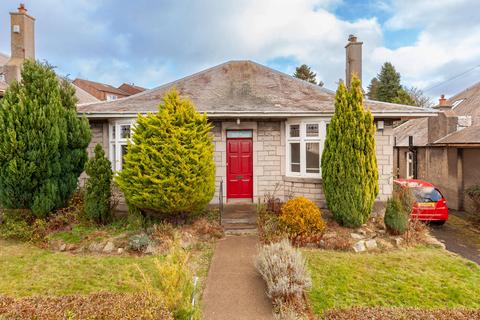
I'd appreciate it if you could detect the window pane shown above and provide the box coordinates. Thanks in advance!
[306,123,319,137]
[111,144,116,170]
[306,142,320,173]
[289,124,300,138]
[120,125,131,139]
[112,125,116,140]
[121,145,128,169]
[290,143,300,172]
[227,130,253,138]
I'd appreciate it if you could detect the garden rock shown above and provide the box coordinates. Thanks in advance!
[351,233,364,240]
[393,237,404,247]
[89,242,104,252]
[365,239,378,250]
[103,241,115,253]
[424,235,446,249]
[353,240,366,253]
[144,244,158,255]
[117,248,124,254]
[59,244,67,252]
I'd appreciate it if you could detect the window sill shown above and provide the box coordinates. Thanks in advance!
[283,176,322,184]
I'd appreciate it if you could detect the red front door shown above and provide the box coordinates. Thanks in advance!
[227,137,253,199]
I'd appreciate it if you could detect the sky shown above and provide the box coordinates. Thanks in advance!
[1,0,480,100]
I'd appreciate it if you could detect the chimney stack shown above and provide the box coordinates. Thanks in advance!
[5,3,35,84]
[438,94,447,106]
[345,34,363,88]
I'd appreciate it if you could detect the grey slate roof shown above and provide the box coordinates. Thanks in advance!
[434,125,480,145]
[449,81,480,125]
[77,60,436,119]
[394,118,429,147]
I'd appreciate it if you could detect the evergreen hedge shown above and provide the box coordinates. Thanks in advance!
[321,75,379,227]
[116,89,215,216]
[84,144,113,224]
[0,60,91,217]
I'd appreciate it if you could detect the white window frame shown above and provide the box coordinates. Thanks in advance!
[109,119,136,172]
[285,119,329,178]
[106,94,118,101]
[406,151,414,179]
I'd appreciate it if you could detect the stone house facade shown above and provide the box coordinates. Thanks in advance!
[80,44,434,207]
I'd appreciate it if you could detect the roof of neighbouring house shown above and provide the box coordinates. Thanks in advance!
[394,81,480,147]
[72,83,100,104]
[77,60,437,119]
[73,78,128,96]
[433,125,480,145]
[393,118,429,147]
[118,83,146,96]
[0,52,99,103]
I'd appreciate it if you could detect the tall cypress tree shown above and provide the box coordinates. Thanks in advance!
[0,60,91,217]
[116,89,215,216]
[321,75,379,227]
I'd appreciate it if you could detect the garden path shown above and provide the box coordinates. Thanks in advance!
[202,235,273,320]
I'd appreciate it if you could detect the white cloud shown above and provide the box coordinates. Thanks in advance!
[0,0,479,99]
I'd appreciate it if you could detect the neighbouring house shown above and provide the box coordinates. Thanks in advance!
[394,87,480,212]
[73,78,146,102]
[0,4,99,104]
[78,36,435,207]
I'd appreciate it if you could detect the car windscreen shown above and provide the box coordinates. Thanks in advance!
[411,187,442,203]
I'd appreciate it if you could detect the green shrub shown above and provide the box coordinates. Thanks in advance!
[0,209,46,242]
[279,197,325,238]
[384,197,408,235]
[384,184,414,235]
[321,75,379,227]
[0,60,91,217]
[256,239,311,318]
[84,144,113,224]
[116,89,215,218]
[129,234,152,251]
[137,245,195,319]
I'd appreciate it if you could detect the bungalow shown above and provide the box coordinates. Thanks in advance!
[77,37,435,206]
[394,85,480,212]
[1,4,436,207]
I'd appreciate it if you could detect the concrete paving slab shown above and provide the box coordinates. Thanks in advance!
[202,235,273,320]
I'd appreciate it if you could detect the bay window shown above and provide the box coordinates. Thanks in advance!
[286,120,328,178]
[109,119,135,172]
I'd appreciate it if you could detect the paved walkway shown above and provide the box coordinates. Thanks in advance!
[202,235,273,320]
[430,210,480,264]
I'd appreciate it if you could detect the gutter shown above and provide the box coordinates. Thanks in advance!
[78,110,438,119]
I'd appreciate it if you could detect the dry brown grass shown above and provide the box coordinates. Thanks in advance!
[0,292,173,319]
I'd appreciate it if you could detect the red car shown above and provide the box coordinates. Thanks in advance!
[393,179,448,224]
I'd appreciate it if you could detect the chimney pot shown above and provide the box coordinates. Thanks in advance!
[439,94,447,106]
[348,34,357,43]
[18,3,27,14]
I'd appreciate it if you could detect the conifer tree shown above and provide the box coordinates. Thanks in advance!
[321,75,379,227]
[0,60,91,217]
[293,64,318,85]
[367,77,379,100]
[85,144,113,224]
[116,89,215,216]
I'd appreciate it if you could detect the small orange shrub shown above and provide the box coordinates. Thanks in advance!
[279,197,326,238]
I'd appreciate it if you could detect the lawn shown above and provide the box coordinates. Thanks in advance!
[0,239,212,298]
[305,247,480,314]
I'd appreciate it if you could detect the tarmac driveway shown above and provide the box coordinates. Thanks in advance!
[430,210,480,264]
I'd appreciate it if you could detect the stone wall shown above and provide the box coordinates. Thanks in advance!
[211,120,395,206]
[375,124,394,201]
